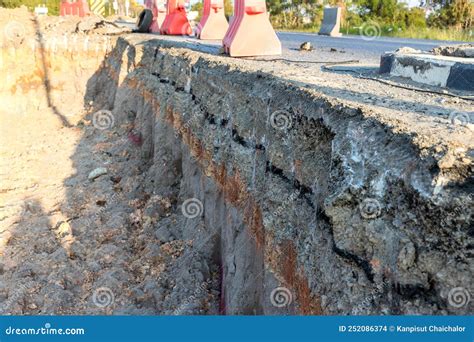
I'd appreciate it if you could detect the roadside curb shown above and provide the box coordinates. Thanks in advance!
[380,52,474,91]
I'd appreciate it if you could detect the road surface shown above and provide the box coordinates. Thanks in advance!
[278,32,468,63]
[116,20,468,63]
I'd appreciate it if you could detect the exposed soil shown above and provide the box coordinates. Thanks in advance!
[0,7,472,316]
[0,8,219,315]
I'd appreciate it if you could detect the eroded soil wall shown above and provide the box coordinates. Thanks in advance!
[1,31,472,315]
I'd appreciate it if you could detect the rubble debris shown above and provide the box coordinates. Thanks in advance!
[395,46,423,54]
[75,16,132,35]
[88,167,108,180]
[299,42,313,51]
[431,44,474,58]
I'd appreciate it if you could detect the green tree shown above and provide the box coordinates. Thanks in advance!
[224,0,232,17]
[0,0,60,15]
[405,7,426,28]
[268,0,323,29]
[191,0,233,21]
[427,0,473,29]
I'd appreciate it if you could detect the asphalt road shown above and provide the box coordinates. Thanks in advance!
[278,31,467,60]
[117,20,468,63]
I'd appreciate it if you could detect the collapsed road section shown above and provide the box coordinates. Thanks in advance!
[0,8,472,315]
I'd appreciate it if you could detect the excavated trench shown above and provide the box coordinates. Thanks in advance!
[1,28,472,315]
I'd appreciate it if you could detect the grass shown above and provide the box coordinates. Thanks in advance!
[275,25,473,42]
[386,27,472,42]
[343,26,473,42]
[277,26,320,33]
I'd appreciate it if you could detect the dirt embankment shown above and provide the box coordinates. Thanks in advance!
[0,8,472,315]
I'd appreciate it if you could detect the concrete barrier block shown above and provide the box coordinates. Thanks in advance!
[379,51,474,91]
[318,7,342,37]
[379,53,395,74]
[446,63,474,91]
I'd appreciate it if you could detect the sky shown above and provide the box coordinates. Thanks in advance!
[400,0,423,7]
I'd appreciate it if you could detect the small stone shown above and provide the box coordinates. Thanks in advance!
[88,167,108,180]
[395,47,421,54]
[299,42,313,51]
[438,154,456,169]
[110,175,122,184]
[96,199,107,206]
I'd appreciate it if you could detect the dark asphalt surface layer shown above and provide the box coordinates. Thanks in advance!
[117,20,469,64]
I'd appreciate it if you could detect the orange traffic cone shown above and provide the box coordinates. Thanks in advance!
[223,0,281,57]
[60,0,90,17]
[160,0,192,36]
[196,0,229,40]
